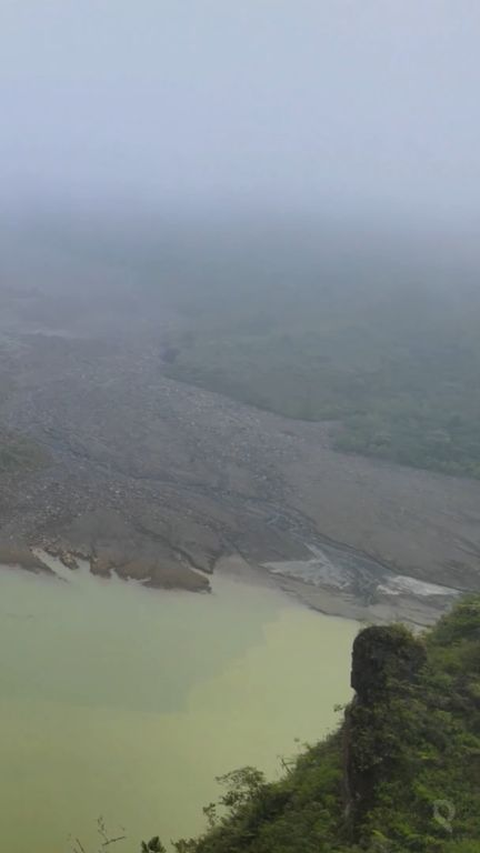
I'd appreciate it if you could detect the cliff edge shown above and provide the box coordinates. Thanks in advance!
[167,598,480,852]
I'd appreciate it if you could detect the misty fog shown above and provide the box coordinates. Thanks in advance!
[1,4,480,852]
[1,0,480,228]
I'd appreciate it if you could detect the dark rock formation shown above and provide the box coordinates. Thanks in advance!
[344,625,427,841]
[350,624,427,701]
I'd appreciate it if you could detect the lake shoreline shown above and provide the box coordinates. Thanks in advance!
[0,327,478,633]
[214,553,458,627]
[0,539,460,628]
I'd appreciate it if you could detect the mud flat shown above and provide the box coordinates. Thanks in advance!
[217,548,460,627]
[264,561,460,626]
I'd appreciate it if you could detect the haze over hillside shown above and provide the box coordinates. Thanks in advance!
[1,3,480,851]
[1,0,480,619]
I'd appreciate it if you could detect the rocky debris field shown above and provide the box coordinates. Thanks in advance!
[0,287,479,625]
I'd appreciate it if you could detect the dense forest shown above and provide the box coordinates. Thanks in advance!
[148,597,480,853]
[163,274,480,479]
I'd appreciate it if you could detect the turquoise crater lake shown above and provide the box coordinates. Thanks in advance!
[0,557,358,852]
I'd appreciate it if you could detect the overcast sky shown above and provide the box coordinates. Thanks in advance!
[1,1,480,224]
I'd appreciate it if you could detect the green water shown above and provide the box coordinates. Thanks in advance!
[0,559,357,852]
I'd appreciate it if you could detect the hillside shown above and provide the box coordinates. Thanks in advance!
[160,597,480,853]
[163,278,480,480]
[6,214,480,479]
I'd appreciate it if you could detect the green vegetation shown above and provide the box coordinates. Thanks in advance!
[156,598,480,852]
[163,280,480,478]
[141,839,165,853]
[0,429,47,472]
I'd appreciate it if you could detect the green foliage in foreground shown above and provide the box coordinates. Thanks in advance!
[158,598,480,853]
[164,282,480,478]
[141,839,166,853]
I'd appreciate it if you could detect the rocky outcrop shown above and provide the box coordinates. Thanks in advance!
[163,597,480,852]
[350,625,427,702]
[344,625,427,840]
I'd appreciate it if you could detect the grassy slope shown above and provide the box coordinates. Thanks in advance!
[166,598,480,853]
